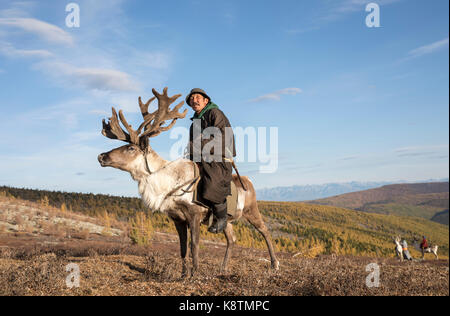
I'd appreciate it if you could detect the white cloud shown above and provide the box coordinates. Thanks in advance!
[285,26,320,34]
[3,98,92,134]
[333,0,402,14]
[34,61,140,92]
[407,38,449,59]
[0,1,35,18]
[287,0,403,33]
[0,4,165,96]
[393,145,449,159]
[0,41,53,58]
[128,51,171,70]
[71,131,102,142]
[337,155,359,161]
[249,88,302,103]
[0,18,74,46]
[89,109,110,116]
[394,144,449,154]
[106,94,143,113]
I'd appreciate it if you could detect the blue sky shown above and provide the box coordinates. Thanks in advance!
[0,0,448,196]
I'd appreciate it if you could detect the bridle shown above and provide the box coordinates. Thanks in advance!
[143,149,152,175]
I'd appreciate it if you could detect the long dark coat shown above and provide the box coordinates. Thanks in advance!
[188,106,236,204]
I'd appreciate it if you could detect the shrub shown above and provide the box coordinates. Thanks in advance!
[128,212,153,246]
[100,211,112,236]
[39,196,49,207]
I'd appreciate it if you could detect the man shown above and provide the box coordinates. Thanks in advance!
[420,236,429,258]
[186,88,236,234]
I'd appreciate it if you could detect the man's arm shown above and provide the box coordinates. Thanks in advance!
[205,109,235,160]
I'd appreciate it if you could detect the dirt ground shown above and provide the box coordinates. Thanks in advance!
[0,232,448,296]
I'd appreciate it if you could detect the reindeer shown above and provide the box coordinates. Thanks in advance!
[98,87,280,277]
[394,236,403,262]
[412,236,439,260]
[421,244,439,260]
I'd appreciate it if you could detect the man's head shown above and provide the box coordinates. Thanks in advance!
[186,88,210,114]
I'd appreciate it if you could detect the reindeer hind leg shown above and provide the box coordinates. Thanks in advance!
[243,203,279,270]
[189,215,201,277]
[221,222,236,273]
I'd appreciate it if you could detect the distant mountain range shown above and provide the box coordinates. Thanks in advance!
[256,178,449,202]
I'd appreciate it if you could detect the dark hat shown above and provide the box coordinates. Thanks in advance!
[185,88,211,106]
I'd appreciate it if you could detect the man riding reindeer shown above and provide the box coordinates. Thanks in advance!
[185,88,236,234]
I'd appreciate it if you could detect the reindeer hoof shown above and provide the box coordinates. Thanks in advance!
[271,260,280,271]
[220,264,229,274]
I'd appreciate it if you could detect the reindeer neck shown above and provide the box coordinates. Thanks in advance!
[136,148,176,212]
[129,147,169,182]
[144,147,169,173]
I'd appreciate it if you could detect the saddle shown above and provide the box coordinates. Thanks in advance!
[190,162,239,218]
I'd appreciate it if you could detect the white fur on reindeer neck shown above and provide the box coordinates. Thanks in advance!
[138,149,194,213]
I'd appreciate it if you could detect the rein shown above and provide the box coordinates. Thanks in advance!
[165,162,200,198]
[144,150,176,175]
[144,153,152,175]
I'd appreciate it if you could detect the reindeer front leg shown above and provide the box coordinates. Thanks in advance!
[189,215,201,277]
[174,220,189,278]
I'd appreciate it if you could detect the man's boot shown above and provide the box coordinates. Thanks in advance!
[208,201,228,234]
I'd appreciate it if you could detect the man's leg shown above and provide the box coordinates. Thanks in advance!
[208,199,228,234]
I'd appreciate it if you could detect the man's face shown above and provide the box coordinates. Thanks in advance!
[189,93,209,114]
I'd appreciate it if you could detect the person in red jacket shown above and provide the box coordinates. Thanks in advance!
[420,236,429,258]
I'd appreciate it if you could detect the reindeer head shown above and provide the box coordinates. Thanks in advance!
[98,87,187,173]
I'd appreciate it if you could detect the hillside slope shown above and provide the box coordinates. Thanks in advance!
[431,210,449,226]
[258,201,449,258]
[308,182,449,223]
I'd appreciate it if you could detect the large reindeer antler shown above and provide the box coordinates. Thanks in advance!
[101,87,187,147]
[140,87,187,138]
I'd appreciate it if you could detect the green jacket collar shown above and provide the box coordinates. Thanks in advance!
[191,102,219,120]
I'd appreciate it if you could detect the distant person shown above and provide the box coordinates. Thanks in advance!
[402,239,413,261]
[420,236,429,259]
